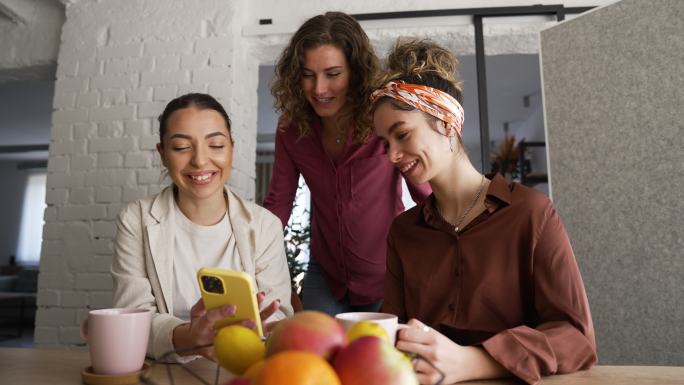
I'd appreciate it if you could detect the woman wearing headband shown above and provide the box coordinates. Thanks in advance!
[264,13,430,315]
[371,39,596,385]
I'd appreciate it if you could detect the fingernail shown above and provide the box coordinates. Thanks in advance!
[242,320,256,329]
[224,305,236,315]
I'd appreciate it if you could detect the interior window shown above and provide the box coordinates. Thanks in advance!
[17,172,47,265]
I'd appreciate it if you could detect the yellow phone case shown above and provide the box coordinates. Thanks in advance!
[197,267,263,337]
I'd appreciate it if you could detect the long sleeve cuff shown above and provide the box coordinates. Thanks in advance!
[481,326,554,385]
[152,315,196,363]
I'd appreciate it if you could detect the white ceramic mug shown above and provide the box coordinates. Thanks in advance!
[80,308,151,375]
[335,312,407,345]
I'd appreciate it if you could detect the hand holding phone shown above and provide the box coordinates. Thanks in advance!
[197,267,264,338]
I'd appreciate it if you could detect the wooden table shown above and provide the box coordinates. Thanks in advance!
[1,347,683,384]
[0,347,233,385]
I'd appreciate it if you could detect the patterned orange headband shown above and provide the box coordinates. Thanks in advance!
[370,80,465,138]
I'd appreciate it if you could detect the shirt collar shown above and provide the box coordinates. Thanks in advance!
[484,172,512,208]
[421,173,512,229]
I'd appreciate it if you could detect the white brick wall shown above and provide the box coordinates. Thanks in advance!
[36,0,253,348]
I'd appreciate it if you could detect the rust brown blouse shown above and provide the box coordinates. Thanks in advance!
[382,174,597,385]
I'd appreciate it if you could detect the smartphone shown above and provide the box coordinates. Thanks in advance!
[197,267,263,338]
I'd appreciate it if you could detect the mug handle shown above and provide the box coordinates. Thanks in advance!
[80,317,89,342]
[394,324,410,346]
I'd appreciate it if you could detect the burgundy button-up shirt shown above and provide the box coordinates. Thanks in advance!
[383,174,596,384]
[263,122,430,305]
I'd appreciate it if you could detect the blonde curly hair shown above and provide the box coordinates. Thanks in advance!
[271,12,379,143]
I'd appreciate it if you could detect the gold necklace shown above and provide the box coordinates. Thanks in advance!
[436,175,486,232]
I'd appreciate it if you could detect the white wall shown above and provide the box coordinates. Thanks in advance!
[0,0,64,80]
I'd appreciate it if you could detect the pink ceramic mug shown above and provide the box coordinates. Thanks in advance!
[80,308,151,375]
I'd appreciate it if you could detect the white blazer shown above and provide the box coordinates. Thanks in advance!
[111,186,293,359]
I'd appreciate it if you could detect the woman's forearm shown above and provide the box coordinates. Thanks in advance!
[172,323,209,357]
[454,346,509,383]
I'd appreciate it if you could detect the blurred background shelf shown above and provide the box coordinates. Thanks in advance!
[519,140,548,187]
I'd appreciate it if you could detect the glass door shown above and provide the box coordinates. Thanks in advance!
[479,14,556,195]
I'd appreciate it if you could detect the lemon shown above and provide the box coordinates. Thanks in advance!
[346,321,389,343]
[214,325,265,375]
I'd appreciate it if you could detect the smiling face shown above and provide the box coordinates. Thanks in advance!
[373,101,452,185]
[157,106,233,204]
[301,44,351,123]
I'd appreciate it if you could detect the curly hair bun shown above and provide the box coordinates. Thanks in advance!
[380,38,464,102]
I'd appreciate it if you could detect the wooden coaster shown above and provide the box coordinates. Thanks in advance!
[81,362,149,385]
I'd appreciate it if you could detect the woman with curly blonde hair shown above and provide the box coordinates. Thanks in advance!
[264,12,430,315]
[372,39,596,385]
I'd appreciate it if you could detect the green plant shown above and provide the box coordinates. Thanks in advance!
[283,181,310,293]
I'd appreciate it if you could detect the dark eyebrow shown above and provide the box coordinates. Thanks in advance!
[377,121,405,140]
[387,121,405,136]
[169,132,227,140]
[169,133,192,140]
[205,132,227,139]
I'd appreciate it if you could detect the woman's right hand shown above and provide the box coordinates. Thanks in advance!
[397,319,508,384]
[173,298,237,360]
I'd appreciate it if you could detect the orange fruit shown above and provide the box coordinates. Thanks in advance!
[254,351,341,385]
[214,325,265,375]
[243,359,265,381]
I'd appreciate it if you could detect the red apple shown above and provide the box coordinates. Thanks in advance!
[333,336,418,385]
[265,311,347,360]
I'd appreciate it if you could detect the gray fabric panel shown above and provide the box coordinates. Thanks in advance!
[540,0,684,365]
